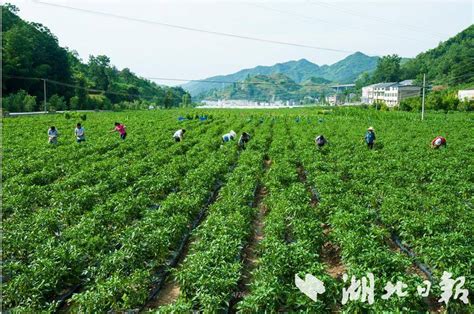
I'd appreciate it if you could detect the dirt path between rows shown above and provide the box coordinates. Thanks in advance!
[296,165,346,280]
[229,157,271,311]
[320,223,346,280]
[144,278,180,310]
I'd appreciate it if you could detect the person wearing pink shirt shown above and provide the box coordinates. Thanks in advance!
[111,122,127,140]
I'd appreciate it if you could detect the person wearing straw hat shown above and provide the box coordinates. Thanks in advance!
[431,135,447,149]
[365,127,376,149]
[222,130,237,143]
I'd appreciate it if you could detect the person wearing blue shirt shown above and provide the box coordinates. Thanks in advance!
[365,127,376,149]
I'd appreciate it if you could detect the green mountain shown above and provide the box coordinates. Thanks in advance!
[183,52,378,96]
[202,73,336,102]
[317,51,379,82]
[401,24,474,85]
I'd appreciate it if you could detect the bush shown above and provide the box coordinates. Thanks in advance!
[458,100,474,111]
[380,103,390,111]
[2,90,37,112]
[399,97,421,111]
[48,94,66,111]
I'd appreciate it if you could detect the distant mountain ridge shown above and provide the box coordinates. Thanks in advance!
[201,72,336,103]
[183,52,379,96]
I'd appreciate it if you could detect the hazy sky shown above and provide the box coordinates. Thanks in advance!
[7,0,474,85]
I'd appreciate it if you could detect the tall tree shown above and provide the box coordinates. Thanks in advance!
[372,54,402,83]
[87,55,111,91]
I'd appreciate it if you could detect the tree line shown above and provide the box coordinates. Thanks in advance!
[1,4,192,113]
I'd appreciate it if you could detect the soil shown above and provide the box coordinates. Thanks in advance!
[239,185,268,295]
[143,278,181,311]
[296,165,318,207]
[229,158,271,311]
[320,224,345,279]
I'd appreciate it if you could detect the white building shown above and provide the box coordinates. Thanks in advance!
[361,80,421,107]
[458,89,474,101]
[325,94,344,106]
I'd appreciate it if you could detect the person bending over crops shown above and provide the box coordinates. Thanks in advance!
[365,127,376,149]
[238,132,251,149]
[431,136,447,149]
[222,130,236,143]
[111,122,127,140]
[315,135,327,148]
[173,129,186,142]
[75,123,85,143]
[48,126,58,144]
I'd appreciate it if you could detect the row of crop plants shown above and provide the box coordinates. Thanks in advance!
[234,119,338,312]
[287,114,471,311]
[3,117,212,263]
[346,115,474,311]
[156,120,273,312]
[63,118,258,312]
[2,113,198,218]
[2,111,173,186]
[3,115,239,311]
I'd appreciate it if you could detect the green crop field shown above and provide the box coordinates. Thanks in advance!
[2,108,473,313]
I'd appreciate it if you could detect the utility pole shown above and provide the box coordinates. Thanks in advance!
[42,79,47,112]
[421,73,426,120]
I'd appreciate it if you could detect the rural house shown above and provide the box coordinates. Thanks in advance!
[362,80,421,106]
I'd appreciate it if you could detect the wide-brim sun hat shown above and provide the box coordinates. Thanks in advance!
[368,127,375,131]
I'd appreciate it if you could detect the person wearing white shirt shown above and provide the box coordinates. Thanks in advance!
[75,123,85,143]
[48,126,58,144]
[222,130,236,143]
[173,129,186,142]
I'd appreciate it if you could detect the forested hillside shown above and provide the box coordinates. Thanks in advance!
[183,52,378,96]
[402,24,474,85]
[1,4,191,112]
[354,25,474,87]
[201,73,334,102]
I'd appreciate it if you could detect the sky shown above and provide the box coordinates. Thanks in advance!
[6,0,474,86]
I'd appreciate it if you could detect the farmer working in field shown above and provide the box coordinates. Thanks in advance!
[315,135,327,148]
[431,136,447,149]
[173,129,186,142]
[222,130,236,143]
[365,127,376,149]
[111,122,127,140]
[75,123,85,143]
[48,126,58,144]
[238,132,251,149]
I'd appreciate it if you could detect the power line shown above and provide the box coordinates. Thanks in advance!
[4,75,156,100]
[4,74,337,94]
[308,0,451,39]
[7,72,472,94]
[33,0,354,54]
[249,3,431,44]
